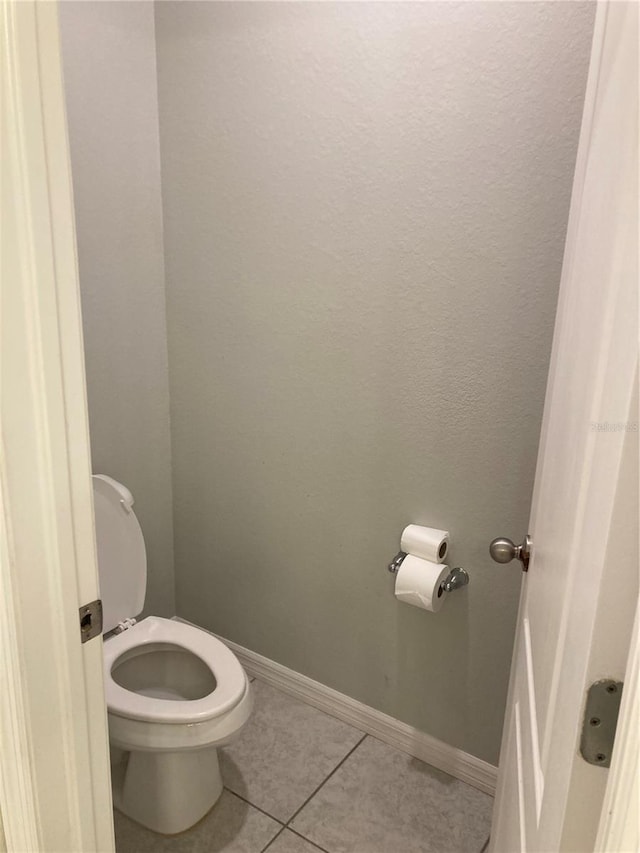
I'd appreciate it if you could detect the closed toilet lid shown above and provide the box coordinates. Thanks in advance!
[93,475,146,633]
[104,617,248,723]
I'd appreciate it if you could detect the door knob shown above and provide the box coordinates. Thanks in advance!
[489,534,531,572]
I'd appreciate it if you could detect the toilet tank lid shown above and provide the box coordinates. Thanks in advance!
[92,474,147,634]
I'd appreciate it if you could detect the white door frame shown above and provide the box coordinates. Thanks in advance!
[0,0,636,850]
[595,601,639,853]
[1,1,114,850]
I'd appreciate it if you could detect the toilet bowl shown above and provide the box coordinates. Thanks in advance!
[93,475,252,835]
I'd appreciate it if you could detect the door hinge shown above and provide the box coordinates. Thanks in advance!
[580,679,623,767]
[79,599,103,643]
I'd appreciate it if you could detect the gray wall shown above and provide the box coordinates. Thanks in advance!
[156,1,594,764]
[60,2,175,619]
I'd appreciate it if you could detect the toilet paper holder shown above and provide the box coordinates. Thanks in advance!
[387,552,469,592]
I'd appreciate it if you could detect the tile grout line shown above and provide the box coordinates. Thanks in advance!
[259,824,286,853]
[285,733,369,828]
[226,786,330,853]
[223,786,285,827]
[260,824,330,853]
[286,825,332,853]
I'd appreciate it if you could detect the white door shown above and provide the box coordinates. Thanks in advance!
[490,3,639,852]
[1,1,114,850]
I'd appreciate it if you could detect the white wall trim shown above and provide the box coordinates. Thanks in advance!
[176,618,497,796]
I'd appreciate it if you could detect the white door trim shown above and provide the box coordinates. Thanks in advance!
[595,601,640,853]
[0,497,39,853]
[1,2,114,849]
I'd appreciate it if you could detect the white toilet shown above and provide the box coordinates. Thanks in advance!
[93,474,252,835]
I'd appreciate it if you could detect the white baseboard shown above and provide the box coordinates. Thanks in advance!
[175,617,498,796]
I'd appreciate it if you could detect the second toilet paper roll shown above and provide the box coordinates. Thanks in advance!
[401,525,449,563]
[394,555,450,613]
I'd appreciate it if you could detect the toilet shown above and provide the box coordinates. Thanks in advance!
[93,474,252,835]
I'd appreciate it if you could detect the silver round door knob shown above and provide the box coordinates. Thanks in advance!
[489,537,518,563]
[489,534,531,571]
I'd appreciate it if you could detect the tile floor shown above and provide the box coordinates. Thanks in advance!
[114,678,493,853]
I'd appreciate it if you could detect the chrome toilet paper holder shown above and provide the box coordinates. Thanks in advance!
[387,552,469,592]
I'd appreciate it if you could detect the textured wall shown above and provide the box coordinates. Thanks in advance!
[59,2,175,619]
[153,1,595,764]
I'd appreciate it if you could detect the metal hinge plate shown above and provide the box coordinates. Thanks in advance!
[79,599,103,643]
[580,679,623,767]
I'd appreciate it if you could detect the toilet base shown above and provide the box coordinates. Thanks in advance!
[112,745,223,835]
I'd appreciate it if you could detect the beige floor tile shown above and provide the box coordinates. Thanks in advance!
[220,679,364,822]
[290,736,493,853]
[114,789,281,853]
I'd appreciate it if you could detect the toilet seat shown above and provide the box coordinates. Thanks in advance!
[104,616,247,724]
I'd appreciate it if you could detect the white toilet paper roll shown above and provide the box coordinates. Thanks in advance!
[400,525,449,563]
[394,555,449,613]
